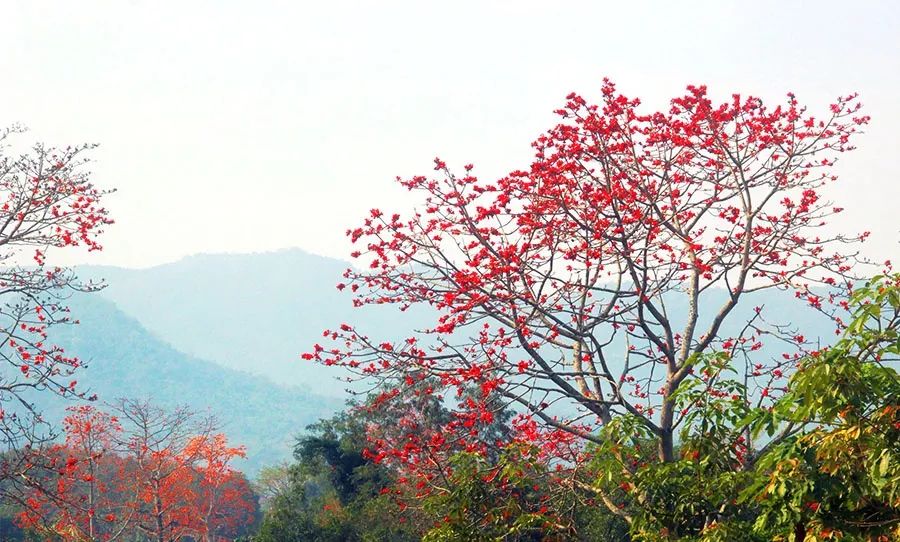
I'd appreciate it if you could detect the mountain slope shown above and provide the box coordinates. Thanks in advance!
[81,249,419,397]
[37,294,343,474]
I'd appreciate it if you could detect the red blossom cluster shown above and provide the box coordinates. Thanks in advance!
[0,128,114,448]
[17,404,255,542]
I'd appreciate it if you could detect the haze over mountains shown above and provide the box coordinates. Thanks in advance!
[80,249,415,398]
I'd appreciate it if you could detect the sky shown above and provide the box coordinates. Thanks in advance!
[1,0,898,268]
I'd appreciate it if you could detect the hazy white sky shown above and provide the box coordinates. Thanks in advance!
[1,1,898,268]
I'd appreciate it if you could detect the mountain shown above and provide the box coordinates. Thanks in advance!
[80,249,419,397]
[35,294,343,475]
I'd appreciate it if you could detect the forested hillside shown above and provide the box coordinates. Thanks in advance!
[31,294,343,474]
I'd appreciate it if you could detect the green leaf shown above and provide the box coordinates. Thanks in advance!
[878,450,891,478]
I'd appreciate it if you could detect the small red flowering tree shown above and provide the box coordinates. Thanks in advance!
[111,399,214,542]
[184,432,255,542]
[304,81,872,516]
[18,401,257,542]
[113,400,257,542]
[16,406,134,541]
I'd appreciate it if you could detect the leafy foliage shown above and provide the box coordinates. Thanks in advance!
[743,275,899,541]
[421,443,630,542]
[254,409,423,542]
[585,274,899,541]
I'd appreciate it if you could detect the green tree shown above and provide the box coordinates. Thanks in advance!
[421,443,630,542]
[254,409,424,542]
[586,275,899,541]
[743,275,899,541]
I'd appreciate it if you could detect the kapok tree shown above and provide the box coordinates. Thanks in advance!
[304,80,873,511]
[16,406,134,541]
[111,399,215,542]
[0,124,112,505]
[184,433,256,542]
[19,401,256,542]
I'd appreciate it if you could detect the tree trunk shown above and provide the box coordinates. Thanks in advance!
[658,429,675,462]
[154,479,165,542]
[659,396,676,462]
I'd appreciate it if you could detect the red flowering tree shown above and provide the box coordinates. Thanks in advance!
[16,406,133,540]
[0,124,113,510]
[18,401,257,542]
[111,399,214,542]
[0,125,113,434]
[184,433,256,542]
[304,81,872,517]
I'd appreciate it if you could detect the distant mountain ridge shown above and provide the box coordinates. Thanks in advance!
[79,249,415,398]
